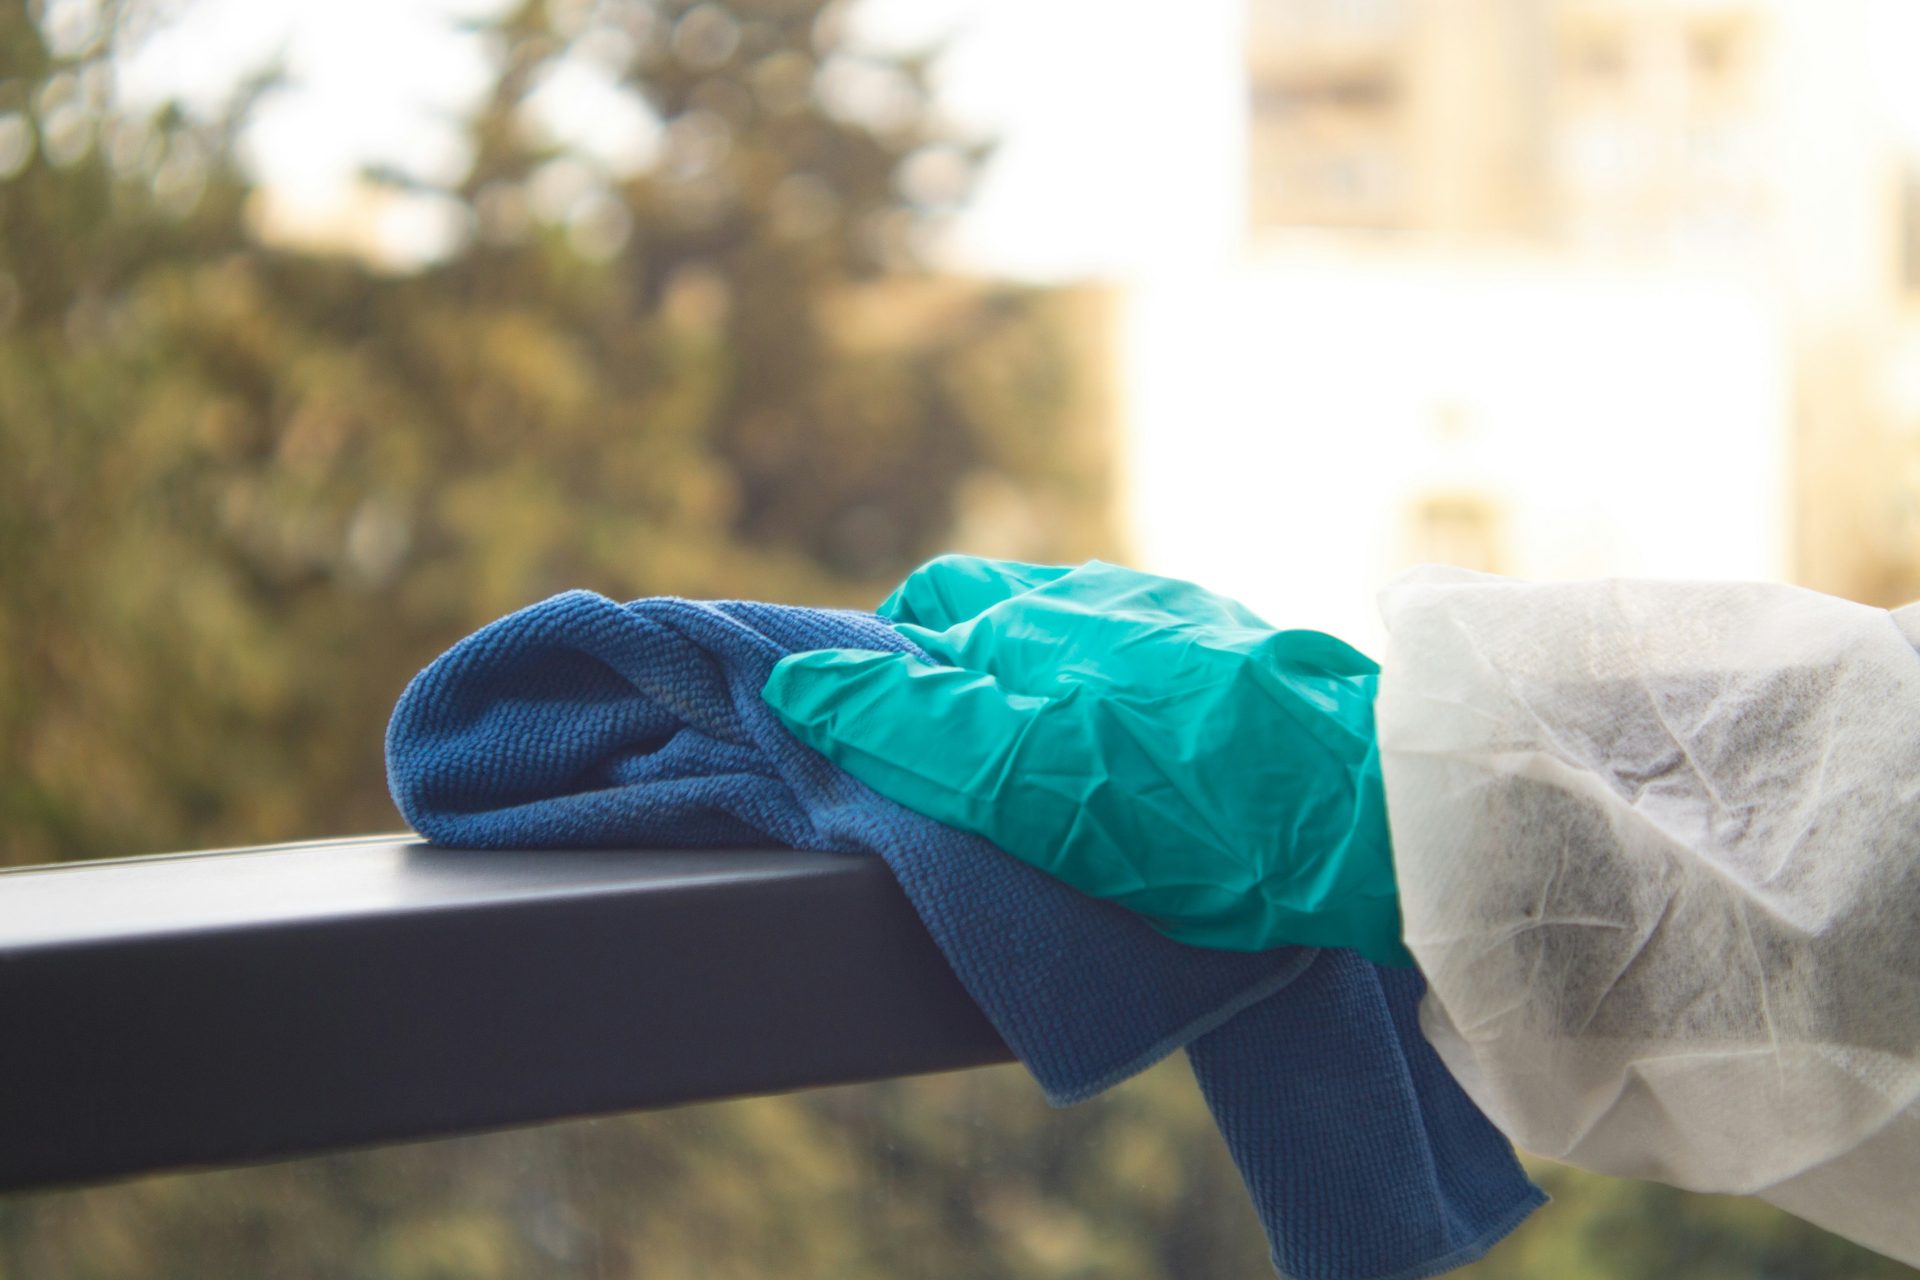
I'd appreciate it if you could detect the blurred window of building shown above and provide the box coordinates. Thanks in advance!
[1247,0,1409,230]
[1408,492,1504,575]
[1550,3,1766,255]
[1248,0,1766,250]
[1902,162,1920,297]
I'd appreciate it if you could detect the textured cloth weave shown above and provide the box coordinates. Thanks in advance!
[385,590,1544,1280]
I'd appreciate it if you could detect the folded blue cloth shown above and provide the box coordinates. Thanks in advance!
[386,590,1544,1280]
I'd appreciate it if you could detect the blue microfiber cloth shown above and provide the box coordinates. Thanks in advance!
[386,590,1545,1280]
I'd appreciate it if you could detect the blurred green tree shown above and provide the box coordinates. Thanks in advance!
[0,0,1115,866]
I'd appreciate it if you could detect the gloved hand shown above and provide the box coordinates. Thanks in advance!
[761,556,1411,967]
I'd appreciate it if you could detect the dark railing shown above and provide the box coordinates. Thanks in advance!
[0,836,1014,1192]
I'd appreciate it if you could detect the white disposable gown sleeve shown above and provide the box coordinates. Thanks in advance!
[1374,566,1920,1266]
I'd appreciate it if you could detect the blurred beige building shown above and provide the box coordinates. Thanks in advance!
[1247,0,1775,249]
[1142,0,1920,626]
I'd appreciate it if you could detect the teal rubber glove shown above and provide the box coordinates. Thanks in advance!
[762,556,1410,967]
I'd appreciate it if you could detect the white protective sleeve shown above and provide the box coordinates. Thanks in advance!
[1374,566,1920,1265]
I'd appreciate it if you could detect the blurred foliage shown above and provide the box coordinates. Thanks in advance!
[0,0,1116,866]
[0,1063,1261,1280]
[4,1061,1916,1280]
[0,2,1912,1278]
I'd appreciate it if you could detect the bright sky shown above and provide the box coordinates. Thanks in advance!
[109,0,1248,280]
[854,0,1246,277]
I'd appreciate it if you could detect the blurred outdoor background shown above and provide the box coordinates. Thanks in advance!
[3,0,1919,1275]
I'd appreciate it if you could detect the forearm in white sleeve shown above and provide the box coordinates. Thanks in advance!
[1374,566,1920,1265]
